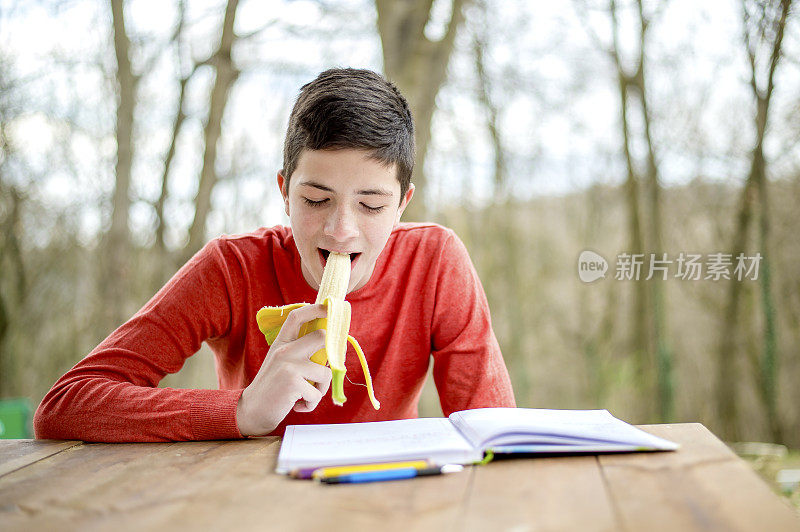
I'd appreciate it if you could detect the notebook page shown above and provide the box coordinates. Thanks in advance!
[449,408,678,451]
[276,417,481,474]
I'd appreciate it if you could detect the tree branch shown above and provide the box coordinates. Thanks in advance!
[185,0,241,257]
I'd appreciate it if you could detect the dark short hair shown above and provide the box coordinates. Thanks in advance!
[282,68,415,200]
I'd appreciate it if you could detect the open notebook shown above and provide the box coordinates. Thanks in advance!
[275,408,679,474]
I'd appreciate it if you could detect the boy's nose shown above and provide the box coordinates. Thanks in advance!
[324,205,359,242]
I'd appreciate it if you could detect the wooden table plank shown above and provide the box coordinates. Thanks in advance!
[0,439,82,478]
[461,454,619,531]
[114,437,471,532]
[600,424,800,532]
[212,454,473,532]
[0,437,472,531]
[2,424,798,532]
[0,439,275,531]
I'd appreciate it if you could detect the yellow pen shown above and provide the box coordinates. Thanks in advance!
[293,460,429,480]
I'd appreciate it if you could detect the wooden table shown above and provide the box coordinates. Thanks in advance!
[1,423,798,531]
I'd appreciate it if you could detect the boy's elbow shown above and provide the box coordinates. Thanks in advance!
[33,396,63,440]
[32,406,49,439]
[33,388,80,440]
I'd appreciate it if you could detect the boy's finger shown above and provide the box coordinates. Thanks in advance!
[312,369,331,397]
[275,304,327,343]
[293,399,314,413]
[292,380,324,413]
[303,361,332,389]
[273,328,326,361]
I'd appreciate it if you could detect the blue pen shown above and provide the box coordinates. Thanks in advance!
[319,464,463,485]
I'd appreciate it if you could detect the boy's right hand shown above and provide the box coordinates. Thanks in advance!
[236,304,332,437]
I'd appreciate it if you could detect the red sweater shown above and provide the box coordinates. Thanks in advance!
[34,223,515,442]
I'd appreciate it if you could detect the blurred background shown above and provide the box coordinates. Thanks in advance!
[0,0,797,480]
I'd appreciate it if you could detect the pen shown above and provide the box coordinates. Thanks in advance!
[319,464,464,484]
[290,460,430,480]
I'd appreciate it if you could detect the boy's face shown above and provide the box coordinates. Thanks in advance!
[278,148,414,293]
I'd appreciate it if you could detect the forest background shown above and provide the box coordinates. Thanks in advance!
[0,0,798,456]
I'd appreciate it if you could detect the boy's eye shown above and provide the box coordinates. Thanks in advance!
[361,203,385,214]
[303,197,329,207]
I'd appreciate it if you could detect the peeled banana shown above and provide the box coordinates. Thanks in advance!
[256,252,380,410]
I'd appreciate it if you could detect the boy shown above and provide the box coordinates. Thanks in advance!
[34,68,515,441]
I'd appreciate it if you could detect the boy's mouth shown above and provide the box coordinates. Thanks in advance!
[318,248,361,270]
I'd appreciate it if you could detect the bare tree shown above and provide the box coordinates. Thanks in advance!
[151,0,211,292]
[376,0,470,221]
[0,186,27,397]
[0,73,13,387]
[101,0,139,331]
[469,0,531,402]
[471,7,505,198]
[631,0,674,423]
[575,0,674,421]
[185,0,241,259]
[154,0,190,255]
[608,1,651,417]
[717,0,791,442]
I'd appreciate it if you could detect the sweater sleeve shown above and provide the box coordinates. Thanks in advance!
[430,230,516,416]
[33,239,244,442]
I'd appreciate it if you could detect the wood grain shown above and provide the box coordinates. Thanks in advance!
[1,424,798,531]
[209,456,473,532]
[0,438,278,531]
[0,436,471,531]
[0,439,82,478]
[461,454,619,531]
[600,424,800,532]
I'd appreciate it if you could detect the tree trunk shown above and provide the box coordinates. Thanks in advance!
[601,0,674,422]
[757,152,781,442]
[617,72,651,418]
[717,0,790,442]
[717,179,754,441]
[633,0,674,422]
[751,0,789,443]
[185,0,240,259]
[155,0,190,256]
[104,0,138,331]
[575,0,656,417]
[608,2,652,416]
[154,74,187,254]
[0,187,26,397]
[470,8,530,403]
[472,9,506,198]
[376,0,469,221]
[639,88,673,422]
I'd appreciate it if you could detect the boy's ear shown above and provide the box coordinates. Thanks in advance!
[277,172,290,216]
[395,183,415,224]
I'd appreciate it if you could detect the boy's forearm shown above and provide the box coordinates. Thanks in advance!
[34,375,244,442]
[34,237,244,442]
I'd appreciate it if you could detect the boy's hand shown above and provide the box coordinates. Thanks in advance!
[236,304,332,437]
